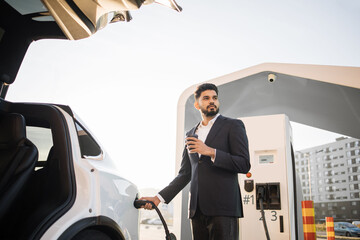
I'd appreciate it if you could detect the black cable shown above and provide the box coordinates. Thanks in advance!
[257,186,271,240]
[259,195,271,240]
[134,200,176,240]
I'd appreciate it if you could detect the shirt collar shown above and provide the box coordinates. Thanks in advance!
[199,113,220,128]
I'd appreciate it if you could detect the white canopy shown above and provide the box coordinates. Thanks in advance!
[178,63,360,138]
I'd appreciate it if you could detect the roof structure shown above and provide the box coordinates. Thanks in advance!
[178,63,360,139]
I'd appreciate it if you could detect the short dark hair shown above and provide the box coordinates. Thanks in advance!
[194,83,218,100]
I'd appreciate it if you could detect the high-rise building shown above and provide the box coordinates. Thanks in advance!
[295,137,360,222]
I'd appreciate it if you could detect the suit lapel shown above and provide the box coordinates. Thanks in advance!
[204,115,225,146]
[187,123,199,137]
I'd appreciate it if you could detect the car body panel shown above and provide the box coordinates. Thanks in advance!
[40,106,140,239]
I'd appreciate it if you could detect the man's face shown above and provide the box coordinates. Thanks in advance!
[195,90,220,117]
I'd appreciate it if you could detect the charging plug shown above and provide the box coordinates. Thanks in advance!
[256,184,268,210]
[257,186,266,200]
[133,199,155,209]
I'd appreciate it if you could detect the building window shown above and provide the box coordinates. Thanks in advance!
[350,192,360,199]
[326,186,335,192]
[350,184,359,191]
[324,163,332,168]
[325,178,334,184]
[326,194,335,200]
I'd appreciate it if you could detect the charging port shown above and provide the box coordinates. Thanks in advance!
[256,182,281,210]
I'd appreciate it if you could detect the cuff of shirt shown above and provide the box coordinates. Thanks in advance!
[211,149,216,163]
[156,193,165,203]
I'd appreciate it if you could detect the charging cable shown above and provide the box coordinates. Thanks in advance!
[257,187,271,240]
[134,199,176,240]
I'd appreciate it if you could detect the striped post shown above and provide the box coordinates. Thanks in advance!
[301,200,316,240]
[326,217,335,240]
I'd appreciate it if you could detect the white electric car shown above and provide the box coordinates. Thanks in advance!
[0,0,181,239]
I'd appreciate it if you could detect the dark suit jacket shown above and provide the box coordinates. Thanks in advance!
[159,115,250,218]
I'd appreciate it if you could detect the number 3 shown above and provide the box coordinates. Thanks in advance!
[271,211,277,221]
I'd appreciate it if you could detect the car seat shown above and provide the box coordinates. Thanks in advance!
[0,113,38,221]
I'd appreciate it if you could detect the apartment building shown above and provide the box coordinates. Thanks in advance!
[295,137,360,222]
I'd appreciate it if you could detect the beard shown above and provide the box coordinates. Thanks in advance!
[201,105,219,117]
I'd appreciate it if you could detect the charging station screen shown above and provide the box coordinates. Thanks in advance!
[259,154,274,164]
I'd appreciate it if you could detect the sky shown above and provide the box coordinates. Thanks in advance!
[6,0,360,189]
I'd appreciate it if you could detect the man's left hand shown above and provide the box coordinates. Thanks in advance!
[186,137,215,158]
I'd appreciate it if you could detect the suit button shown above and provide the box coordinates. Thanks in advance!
[199,160,203,163]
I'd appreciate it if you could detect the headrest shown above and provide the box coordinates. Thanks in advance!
[0,113,26,147]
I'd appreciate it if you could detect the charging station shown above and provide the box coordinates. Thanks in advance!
[173,64,359,240]
[238,114,304,240]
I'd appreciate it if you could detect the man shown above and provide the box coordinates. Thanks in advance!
[140,83,250,240]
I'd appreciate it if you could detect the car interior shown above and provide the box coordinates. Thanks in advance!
[0,100,75,240]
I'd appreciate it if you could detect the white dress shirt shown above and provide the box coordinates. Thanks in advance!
[195,113,220,162]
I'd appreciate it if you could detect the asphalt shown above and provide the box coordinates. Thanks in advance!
[139,227,360,240]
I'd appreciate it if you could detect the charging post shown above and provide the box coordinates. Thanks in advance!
[238,114,304,240]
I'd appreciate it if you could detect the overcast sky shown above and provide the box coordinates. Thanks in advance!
[7,0,360,189]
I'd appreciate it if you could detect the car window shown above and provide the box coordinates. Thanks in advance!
[344,223,356,228]
[26,126,53,168]
[75,121,102,158]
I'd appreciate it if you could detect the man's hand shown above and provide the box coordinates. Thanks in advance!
[139,196,160,210]
[186,137,215,158]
